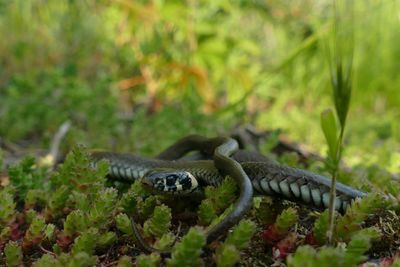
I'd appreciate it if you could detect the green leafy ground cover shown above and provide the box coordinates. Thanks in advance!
[1,146,399,266]
[0,1,399,266]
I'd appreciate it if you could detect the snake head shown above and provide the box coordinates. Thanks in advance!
[141,171,198,194]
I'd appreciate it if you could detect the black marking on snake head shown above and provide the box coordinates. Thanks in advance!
[166,175,178,186]
[179,175,192,190]
[155,183,165,191]
[144,171,198,194]
[167,185,177,192]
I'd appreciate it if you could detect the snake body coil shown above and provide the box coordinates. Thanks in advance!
[92,135,255,252]
[90,151,366,213]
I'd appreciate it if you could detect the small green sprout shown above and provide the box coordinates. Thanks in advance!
[71,228,98,256]
[216,220,256,266]
[97,231,117,249]
[225,219,256,249]
[59,251,98,267]
[115,213,134,236]
[154,233,175,250]
[136,253,161,267]
[116,256,132,267]
[46,185,70,219]
[166,227,206,267]
[118,189,138,215]
[8,156,47,199]
[88,187,118,230]
[275,207,298,235]
[34,254,61,267]
[215,244,240,267]
[138,196,157,219]
[0,186,16,227]
[335,194,385,242]
[0,226,11,241]
[143,204,172,238]
[50,146,108,192]
[198,199,217,225]
[198,177,237,225]
[313,210,329,244]
[23,214,46,249]
[64,210,88,237]
[44,223,56,241]
[24,189,46,209]
[4,241,23,267]
[344,227,380,265]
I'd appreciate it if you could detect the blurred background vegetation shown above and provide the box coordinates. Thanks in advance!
[0,0,399,173]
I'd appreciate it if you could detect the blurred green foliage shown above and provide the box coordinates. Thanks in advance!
[0,0,398,173]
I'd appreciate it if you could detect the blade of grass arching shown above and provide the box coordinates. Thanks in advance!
[325,0,354,245]
[273,24,329,72]
[214,85,259,117]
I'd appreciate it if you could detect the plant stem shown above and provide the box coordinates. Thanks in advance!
[326,126,345,244]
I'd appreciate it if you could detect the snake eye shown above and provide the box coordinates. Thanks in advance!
[166,175,177,186]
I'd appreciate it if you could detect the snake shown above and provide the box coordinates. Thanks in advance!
[89,135,367,252]
[92,135,254,254]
